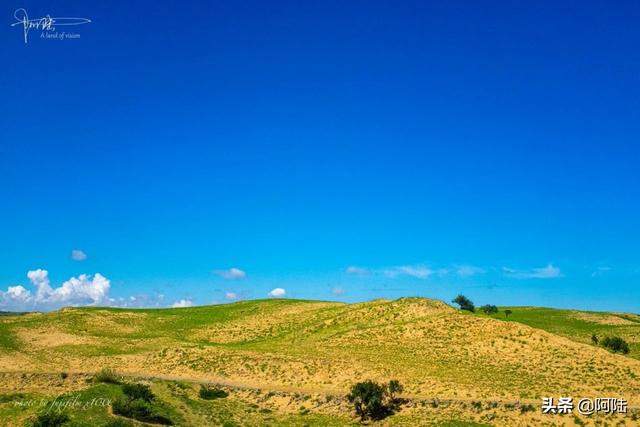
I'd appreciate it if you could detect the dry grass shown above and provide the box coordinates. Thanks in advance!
[1,297,639,425]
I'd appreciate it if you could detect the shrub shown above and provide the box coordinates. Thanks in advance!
[591,334,599,345]
[122,383,154,402]
[59,372,68,380]
[93,368,121,384]
[347,380,403,421]
[601,336,630,354]
[480,305,498,314]
[112,397,172,425]
[452,295,475,312]
[113,382,172,425]
[199,385,228,400]
[504,309,512,318]
[31,412,70,427]
[520,404,535,413]
[348,380,389,420]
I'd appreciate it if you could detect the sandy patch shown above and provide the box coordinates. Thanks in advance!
[571,312,637,325]
[16,328,98,348]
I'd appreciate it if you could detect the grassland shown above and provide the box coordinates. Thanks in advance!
[0,298,638,426]
[478,306,640,358]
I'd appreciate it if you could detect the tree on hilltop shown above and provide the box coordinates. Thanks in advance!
[452,294,475,312]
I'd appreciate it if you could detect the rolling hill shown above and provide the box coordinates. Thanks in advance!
[0,298,638,426]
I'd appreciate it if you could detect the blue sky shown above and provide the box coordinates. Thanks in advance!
[1,0,639,312]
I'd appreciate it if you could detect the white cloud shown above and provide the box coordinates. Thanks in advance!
[107,293,165,308]
[171,299,193,308]
[225,292,238,300]
[345,266,369,275]
[503,264,562,279]
[268,288,286,297]
[384,265,433,279]
[51,273,110,304]
[71,249,87,261]
[215,268,247,280]
[27,269,53,301]
[0,269,110,311]
[455,265,486,277]
[346,263,487,280]
[4,285,31,303]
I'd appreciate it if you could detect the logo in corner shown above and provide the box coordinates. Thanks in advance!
[10,8,91,44]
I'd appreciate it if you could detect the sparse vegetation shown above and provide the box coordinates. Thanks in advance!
[601,336,630,354]
[452,295,475,312]
[0,298,638,426]
[93,368,121,384]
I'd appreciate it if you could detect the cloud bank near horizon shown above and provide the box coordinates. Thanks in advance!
[0,262,567,312]
[0,269,110,311]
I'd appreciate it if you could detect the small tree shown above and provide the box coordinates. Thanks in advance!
[347,380,403,421]
[504,309,512,318]
[452,295,475,312]
[348,380,388,420]
[601,336,630,354]
[480,305,499,315]
[591,334,599,345]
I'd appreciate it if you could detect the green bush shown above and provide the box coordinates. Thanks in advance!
[347,380,403,421]
[480,305,498,314]
[112,382,172,425]
[31,411,70,427]
[112,397,172,425]
[122,383,154,402]
[199,385,229,400]
[601,336,630,354]
[520,404,535,413]
[93,368,121,384]
[452,295,475,312]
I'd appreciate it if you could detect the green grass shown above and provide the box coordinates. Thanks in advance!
[476,306,640,358]
[3,297,640,426]
[0,384,124,426]
[0,320,20,351]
